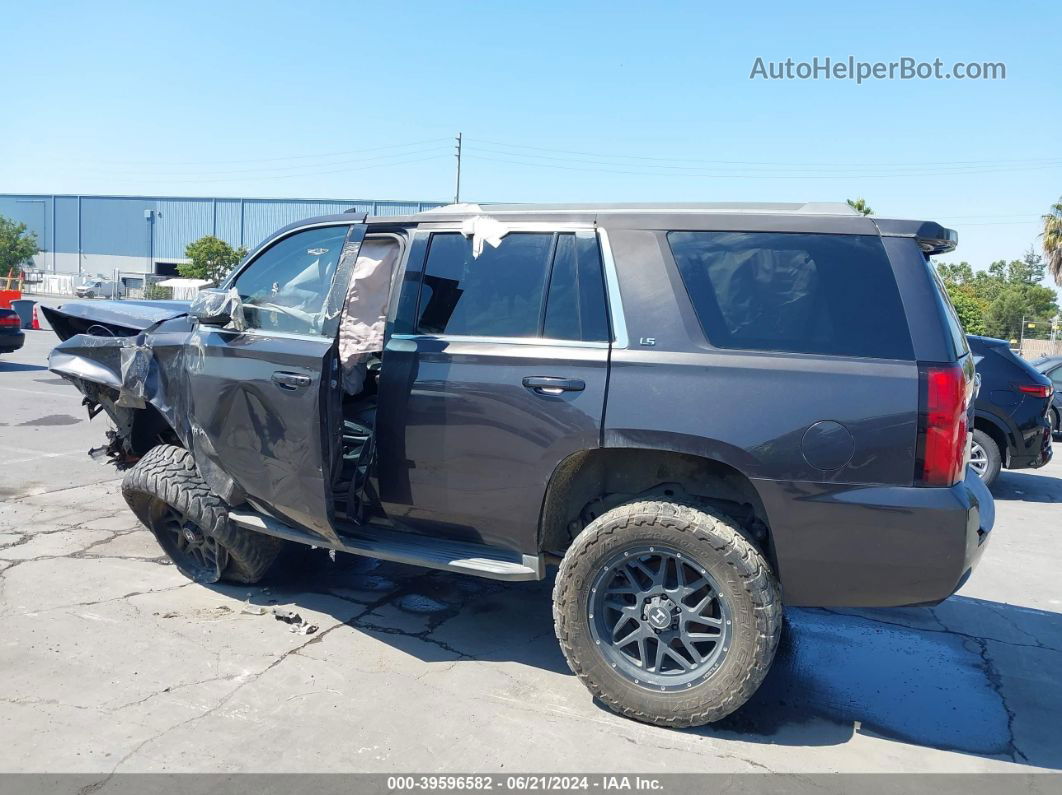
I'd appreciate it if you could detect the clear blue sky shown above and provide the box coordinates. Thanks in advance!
[2,0,1059,284]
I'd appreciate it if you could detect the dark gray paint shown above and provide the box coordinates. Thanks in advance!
[46,206,993,608]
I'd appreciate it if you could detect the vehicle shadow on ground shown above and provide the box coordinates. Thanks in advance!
[991,470,1062,503]
[0,361,48,373]
[704,599,1061,768]
[223,551,1062,770]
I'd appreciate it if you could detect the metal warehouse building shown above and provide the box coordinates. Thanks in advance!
[0,193,443,278]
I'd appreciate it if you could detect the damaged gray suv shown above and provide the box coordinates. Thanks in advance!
[45,202,994,728]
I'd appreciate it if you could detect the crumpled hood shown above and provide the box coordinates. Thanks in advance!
[41,299,192,340]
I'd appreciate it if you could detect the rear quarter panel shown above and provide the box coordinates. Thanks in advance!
[599,223,962,607]
[601,226,920,487]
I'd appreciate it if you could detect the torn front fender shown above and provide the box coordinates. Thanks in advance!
[49,333,126,391]
[47,305,251,506]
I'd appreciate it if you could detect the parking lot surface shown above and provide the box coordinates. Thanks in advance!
[2,324,1061,775]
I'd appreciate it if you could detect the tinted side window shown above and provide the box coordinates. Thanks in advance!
[543,233,610,342]
[667,231,913,359]
[234,225,350,335]
[417,233,553,336]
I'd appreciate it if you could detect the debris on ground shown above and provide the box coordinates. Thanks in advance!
[271,607,318,635]
[241,600,266,616]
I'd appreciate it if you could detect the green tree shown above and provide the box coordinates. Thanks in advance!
[936,260,975,285]
[846,198,874,216]
[984,283,1058,340]
[1042,198,1062,285]
[179,236,247,283]
[935,252,1059,340]
[0,215,40,278]
[943,284,988,335]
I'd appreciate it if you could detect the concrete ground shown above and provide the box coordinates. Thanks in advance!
[1,321,1061,774]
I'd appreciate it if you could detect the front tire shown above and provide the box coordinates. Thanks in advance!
[969,429,1002,487]
[122,444,284,584]
[553,500,781,727]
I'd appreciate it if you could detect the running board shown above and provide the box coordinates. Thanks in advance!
[227,509,544,582]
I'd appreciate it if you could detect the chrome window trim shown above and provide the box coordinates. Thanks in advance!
[415,221,595,233]
[204,327,334,345]
[391,333,609,350]
[596,227,629,349]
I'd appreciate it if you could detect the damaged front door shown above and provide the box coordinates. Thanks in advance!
[185,221,366,543]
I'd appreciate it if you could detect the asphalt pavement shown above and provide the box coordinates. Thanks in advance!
[1,317,1060,776]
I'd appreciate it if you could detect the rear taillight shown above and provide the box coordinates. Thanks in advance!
[1017,384,1053,398]
[0,314,20,328]
[917,363,970,486]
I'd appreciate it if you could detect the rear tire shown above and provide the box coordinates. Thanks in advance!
[970,429,1002,487]
[122,444,284,584]
[553,500,781,727]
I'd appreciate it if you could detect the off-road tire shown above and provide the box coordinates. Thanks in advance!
[122,444,284,584]
[553,500,782,727]
[971,429,1002,487]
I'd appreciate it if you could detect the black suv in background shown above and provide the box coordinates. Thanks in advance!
[967,335,1053,486]
[45,202,993,728]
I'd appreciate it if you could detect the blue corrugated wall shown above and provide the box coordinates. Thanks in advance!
[0,193,444,267]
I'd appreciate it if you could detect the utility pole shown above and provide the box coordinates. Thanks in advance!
[454,132,462,204]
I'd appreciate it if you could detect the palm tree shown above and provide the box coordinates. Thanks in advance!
[846,198,873,216]
[1042,198,1062,285]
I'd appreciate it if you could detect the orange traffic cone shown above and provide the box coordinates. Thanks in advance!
[31,304,41,330]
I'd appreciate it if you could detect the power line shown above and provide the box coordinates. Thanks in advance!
[113,152,452,185]
[73,145,454,178]
[462,151,1062,179]
[470,142,1062,175]
[472,137,1062,169]
[74,137,453,168]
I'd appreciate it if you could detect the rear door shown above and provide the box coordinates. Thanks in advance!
[184,221,365,543]
[375,225,611,555]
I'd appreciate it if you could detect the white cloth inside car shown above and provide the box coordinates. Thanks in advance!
[338,238,399,394]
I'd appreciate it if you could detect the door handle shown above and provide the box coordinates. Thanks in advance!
[272,371,312,389]
[522,376,585,396]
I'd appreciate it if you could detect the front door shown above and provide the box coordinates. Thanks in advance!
[375,227,612,556]
[184,221,365,543]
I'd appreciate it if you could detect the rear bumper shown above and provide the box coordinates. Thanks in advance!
[1008,422,1053,470]
[0,331,25,352]
[755,469,994,607]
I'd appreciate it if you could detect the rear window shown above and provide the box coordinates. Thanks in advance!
[667,231,914,360]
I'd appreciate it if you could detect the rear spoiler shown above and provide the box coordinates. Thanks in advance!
[874,219,958,255]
